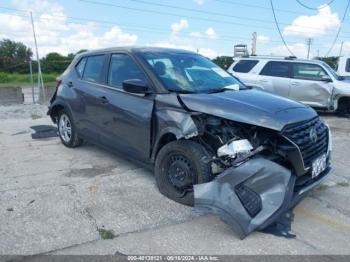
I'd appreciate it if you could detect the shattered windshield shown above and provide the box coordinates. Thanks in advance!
[140,52,246,93]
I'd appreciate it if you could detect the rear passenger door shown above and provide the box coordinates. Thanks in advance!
[256,61,291,97]
[74,54,108,141]
[289,63,333,108]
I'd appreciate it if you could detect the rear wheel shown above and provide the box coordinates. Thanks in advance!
[155,140,213,206]
[57,109,83,148]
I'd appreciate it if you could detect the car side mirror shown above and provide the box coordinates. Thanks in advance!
[122,79,150,94]
[321,75,332,82]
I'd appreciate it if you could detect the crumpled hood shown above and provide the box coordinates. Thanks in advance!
[179,90,317,131]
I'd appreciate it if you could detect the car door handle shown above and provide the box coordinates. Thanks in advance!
[290,82,300,86]
[67,81,74,88]
[99,96,109,104]
[259,79,268,83]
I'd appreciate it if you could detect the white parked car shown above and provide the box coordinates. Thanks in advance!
[228,56,350,113]
[337,56,350,78]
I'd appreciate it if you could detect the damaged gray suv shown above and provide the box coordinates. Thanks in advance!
[48,47,332,238]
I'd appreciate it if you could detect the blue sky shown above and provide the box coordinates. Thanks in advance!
[0,0,349,58]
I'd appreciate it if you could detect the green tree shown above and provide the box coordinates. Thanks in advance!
[0,39,33,73]
[41,52,73,73]
[212,56,234,70]
[315,56,338,70]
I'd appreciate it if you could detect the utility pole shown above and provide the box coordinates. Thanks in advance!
[339,41,344,57]
[30,12,46,103]
[305,38,313,59]
[28,58,34,103]
[251,32,257,56]
[306,38,313,60]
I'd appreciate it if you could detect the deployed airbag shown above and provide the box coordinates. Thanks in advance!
[194,157,292,239]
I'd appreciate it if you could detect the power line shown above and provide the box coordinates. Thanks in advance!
[324,0,350,56]
[1,3,350,38]
[270,0,296,57]
[296,0,336,10]
[0,9,345,50]
[77,0,350,33]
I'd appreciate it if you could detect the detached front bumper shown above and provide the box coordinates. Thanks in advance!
[193,156,332,239]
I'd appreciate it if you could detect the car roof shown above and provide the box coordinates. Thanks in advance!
[78,46,196,56]
[235,56,325,65]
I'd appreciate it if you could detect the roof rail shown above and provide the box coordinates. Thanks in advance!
[234,55,298,60]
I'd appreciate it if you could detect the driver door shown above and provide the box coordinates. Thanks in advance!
[289,62,333,108]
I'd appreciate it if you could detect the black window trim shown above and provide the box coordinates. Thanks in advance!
[259,61,291,78]
[291,62,329,81]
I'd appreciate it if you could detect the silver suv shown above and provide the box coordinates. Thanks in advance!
[227,56,350,113]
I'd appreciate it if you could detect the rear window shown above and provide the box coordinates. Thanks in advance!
[232,60,258,73]
[260,61,290,78]
[82,55,105,83]
[346,58,350,73]
[75,57,87,77]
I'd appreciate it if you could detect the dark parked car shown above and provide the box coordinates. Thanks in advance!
[48,47,332,238]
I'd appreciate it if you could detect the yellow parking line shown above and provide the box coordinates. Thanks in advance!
[295,206,350,234]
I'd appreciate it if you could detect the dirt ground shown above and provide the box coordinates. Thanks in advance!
[0,104,350,255]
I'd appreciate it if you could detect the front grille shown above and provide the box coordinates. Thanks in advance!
[282,117,328,168]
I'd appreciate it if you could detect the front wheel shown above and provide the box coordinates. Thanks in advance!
[57,109,83,148]
[155,140,213,206]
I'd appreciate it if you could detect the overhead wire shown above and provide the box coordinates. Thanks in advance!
[295,0,336,10]
[270,0,296,57]
[324,0,350,56]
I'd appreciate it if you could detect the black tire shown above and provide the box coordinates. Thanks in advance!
[155,140,213,206]
[57,109,83,148]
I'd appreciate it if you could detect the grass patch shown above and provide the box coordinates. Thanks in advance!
[316,184,329,192]
[337,181,349,187]
[0,72,58,87]
[31,113,42,120]
[97,228,115,240]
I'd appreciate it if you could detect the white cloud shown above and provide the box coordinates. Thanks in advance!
[189,32,203,38]
[153,41,218,59]
[257,35,270,44]
[0,0,138,57]
[283,5,340,37]
[205,27,217,39]
[193,0,206,5]
[171,19,189,34]
[12,0,64,13]
[269,43,309,58]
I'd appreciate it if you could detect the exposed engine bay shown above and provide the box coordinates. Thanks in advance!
[192,115,283,173]
[188,114,332,239]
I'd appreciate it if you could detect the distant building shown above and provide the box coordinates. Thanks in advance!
[234,44,248,57]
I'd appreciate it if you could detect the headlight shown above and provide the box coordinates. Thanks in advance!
[217,139,253,158]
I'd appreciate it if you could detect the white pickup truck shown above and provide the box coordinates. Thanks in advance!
[338,56,350,78]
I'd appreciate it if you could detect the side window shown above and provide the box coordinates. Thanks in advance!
[292,63,327,81]
[82,55,105,83]
[346,59,350,73]
[260,61,290,78]
[108,54,146,88]
[75,57,87,78]
[232,60,258,73]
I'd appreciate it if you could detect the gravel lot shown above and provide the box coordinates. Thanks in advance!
[0,104,350,255]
